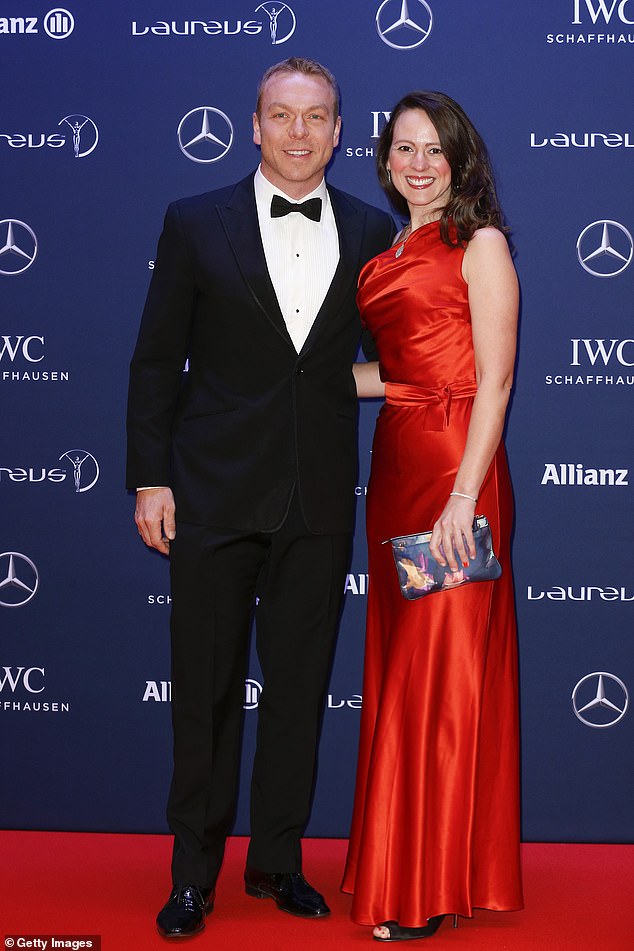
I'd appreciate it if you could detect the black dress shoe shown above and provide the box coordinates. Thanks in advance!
[244,867,330,918]
[373,916,458,942]
[156,885,214,939]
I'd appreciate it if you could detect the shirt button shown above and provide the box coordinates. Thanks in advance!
[295,367,304,375]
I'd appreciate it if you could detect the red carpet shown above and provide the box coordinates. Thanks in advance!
[0,834,632,949]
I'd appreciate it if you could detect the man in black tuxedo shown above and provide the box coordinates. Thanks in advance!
[127,57,394,939]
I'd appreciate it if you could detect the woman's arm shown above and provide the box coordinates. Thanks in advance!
[429,227,518,570]
[353,360,385,398]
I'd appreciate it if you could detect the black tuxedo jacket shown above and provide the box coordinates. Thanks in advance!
[126,173,395,533]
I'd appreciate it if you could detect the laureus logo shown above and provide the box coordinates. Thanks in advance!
[254,2,296,43]
[59,450,100,493]
[57,115,99,157]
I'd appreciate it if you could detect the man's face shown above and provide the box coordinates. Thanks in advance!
[253,71,341,199]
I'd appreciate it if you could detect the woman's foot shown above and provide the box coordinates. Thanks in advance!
[372,916,446,942]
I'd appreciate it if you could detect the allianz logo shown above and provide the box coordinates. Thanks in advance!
[528,586,633,601]
[143,680,172,702]
[344,573,368,594]
[530,132,633,148]
[0,9,73,37]
[541,464,628,486]
[142,680,363,709]
[0,16,39,33]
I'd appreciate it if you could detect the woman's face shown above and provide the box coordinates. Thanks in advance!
[387,109,452,225]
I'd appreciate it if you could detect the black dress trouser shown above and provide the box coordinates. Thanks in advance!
[166,490,351,888]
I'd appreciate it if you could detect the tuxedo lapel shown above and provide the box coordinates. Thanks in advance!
[216,176,366,355]
[216,174,294,347]
[299,185,366,356]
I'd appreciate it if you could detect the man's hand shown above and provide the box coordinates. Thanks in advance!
[135,487,176,555]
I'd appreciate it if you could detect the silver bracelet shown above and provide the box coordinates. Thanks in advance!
[450,491,478,503]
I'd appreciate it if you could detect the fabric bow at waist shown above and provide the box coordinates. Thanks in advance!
[384,380,478,431]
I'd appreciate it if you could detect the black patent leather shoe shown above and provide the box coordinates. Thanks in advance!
[244,867,330,917]
[156,885,214,939]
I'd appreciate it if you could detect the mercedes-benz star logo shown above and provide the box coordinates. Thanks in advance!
[0,220,38,276]
[255,2,297,44]
[0,552,39,608]
[572,672,629,728]
[576,220,633,278]
[376,0,433,50]
[177,107,234,164]
[59,449,100,493]
[58,114,99,158]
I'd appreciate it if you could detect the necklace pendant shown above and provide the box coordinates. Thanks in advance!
[395,243,404,258]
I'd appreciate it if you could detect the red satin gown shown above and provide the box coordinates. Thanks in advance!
[342,221,523,926]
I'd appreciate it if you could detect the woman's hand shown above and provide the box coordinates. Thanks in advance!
[429,494,477,571]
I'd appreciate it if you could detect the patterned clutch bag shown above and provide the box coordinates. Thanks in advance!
[384,515,502,601]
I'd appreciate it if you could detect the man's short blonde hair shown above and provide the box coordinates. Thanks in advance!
[255,57,340,120]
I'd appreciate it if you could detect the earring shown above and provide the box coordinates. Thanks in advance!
[387,169,392,183]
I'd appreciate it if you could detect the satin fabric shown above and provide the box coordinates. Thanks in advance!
[342,222,523,926]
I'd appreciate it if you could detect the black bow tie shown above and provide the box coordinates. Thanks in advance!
[270,194,322,222]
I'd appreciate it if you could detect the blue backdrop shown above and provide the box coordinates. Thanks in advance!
[2,0,633,843]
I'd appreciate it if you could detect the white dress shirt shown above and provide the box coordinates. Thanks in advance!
[254,166,339,353]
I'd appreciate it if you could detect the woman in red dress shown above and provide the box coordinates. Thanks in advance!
[342,92,523,942]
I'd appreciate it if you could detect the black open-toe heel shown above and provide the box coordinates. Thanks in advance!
[372,915,459,942]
